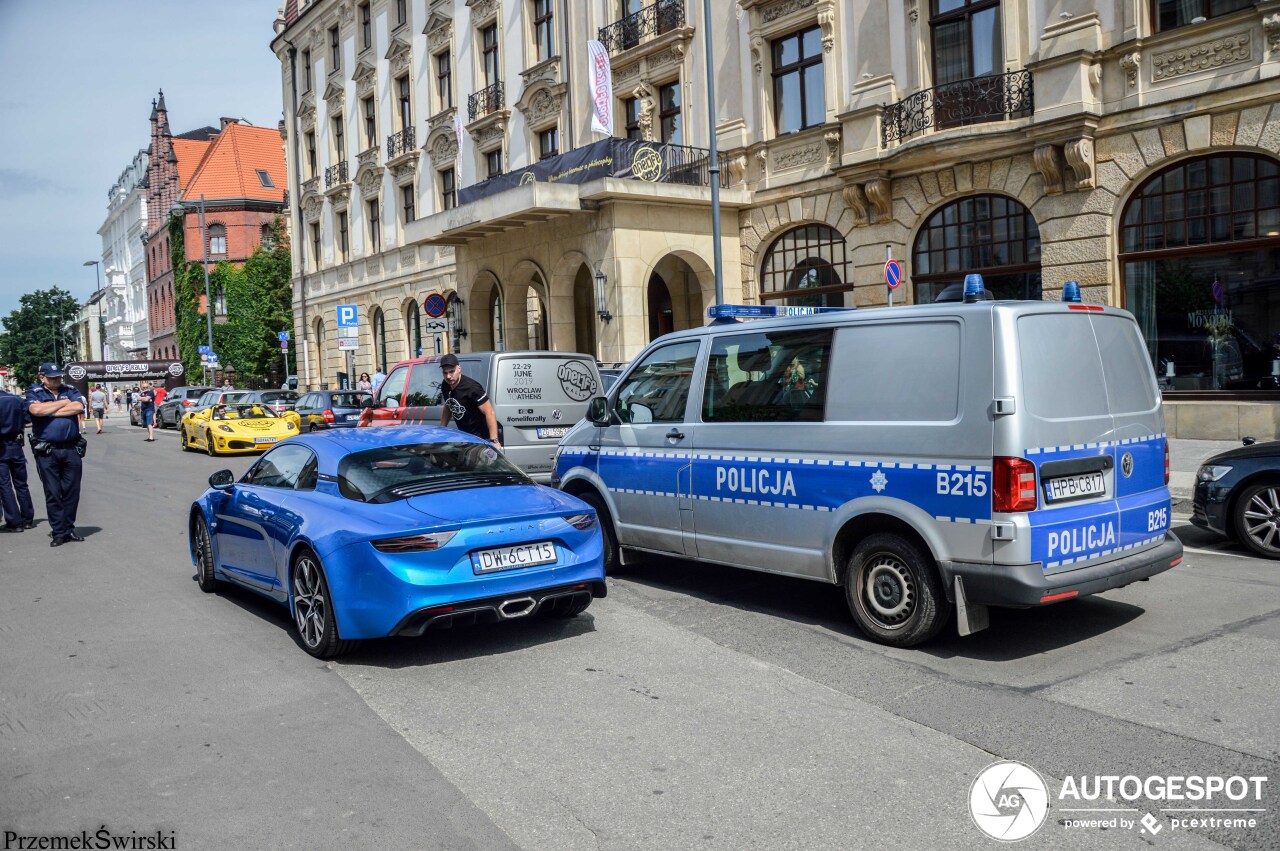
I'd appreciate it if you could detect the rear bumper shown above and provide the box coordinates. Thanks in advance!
[389,580,608,636]
[940,531,1183,608]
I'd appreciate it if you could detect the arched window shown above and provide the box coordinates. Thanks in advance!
[208,224,227,256]
[406,300,422,358]
[1120,153,1280,395]
[372,307,388,372]
[760,225,852,308]
[260,223,275,249]
[912,194,1041,303]
[489,288,504,351]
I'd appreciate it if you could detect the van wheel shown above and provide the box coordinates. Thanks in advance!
[844,533,947,647]
[578,492,620,575]
[1234,481,1280,559]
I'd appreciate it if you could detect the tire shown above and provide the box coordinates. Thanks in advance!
[206,430,218,457]
[193,516,218,592]
[291,550,355,659]
[309,423,320,433]
[180,427,192,452]
[577,491,620,575]
[844,532,948,647]
[1233,481,1280,559]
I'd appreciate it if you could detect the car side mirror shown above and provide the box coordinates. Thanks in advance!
[209,469,235,491]
[587,396,610,427]
[1243,436,1256,446]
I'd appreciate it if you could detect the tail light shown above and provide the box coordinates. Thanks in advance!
[372,530,458,553]
[323,409,335,424]
[564,513,597,530]
[182,399,194,406]
[993,457,1038,513]
[1164,441,1170,485]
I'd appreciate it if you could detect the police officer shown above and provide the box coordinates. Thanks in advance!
[0,383,34,533]
[26,363,86,546]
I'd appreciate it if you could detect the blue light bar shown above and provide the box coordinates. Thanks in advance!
[1062,281,1082,302]
[963,273,985,303]
[707,304,856,320]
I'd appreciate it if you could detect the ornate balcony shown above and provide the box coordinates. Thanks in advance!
[386,127,416,160]
[324,160,349,188]
[467,81,504,123]
[881,69,1033,146]
[598,0,684,55]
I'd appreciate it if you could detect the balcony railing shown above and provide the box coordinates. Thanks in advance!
[387,127,416,160]
[598,0,685,55]
[643,140,716,187]
[881,69,1033,145]
[324,160,349,188]
[467,81,504,123]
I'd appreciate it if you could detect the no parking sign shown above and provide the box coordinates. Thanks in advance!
[884,259,903,290]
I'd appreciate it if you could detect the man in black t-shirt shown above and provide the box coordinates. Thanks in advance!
[438,354,501,450]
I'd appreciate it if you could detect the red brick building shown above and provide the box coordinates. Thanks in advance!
[142,92,287,360]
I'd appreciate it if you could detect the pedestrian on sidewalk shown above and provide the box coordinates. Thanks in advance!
[372,365,386,393]
[26,363,86,546]
[89,385,108,434]
[138,381,157,441]
[0,385,34,533]
[113,388,123,413]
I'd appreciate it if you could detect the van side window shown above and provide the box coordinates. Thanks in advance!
[613,341,701,424]
[404,366,442,406]
[376,366,409,406]
[702,329,832,422]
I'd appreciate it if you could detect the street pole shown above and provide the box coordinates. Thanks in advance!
[702,0,724,308]
[84,259,105,360]
[198,195,216,384]
[46,314,59,364]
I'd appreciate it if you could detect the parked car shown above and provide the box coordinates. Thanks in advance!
[180,402,299,456]
[360,351,602,483]
[191,388,255,413]
[188,426,607,658]
[295,390,368,431]
[1192,438,1280,558]
[157,385,214,429]
[243,390,301,415]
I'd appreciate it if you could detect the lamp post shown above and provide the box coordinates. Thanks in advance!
[83,259,105,361]
[446,292,467,353]
[594,268,612,322]
[45,313,60,364]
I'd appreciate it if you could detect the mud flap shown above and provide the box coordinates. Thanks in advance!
[955,576,990,637]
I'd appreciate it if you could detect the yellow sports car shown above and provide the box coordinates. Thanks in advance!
[180,403,299,455]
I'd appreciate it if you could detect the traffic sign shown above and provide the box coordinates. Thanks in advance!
[198,345,211,355]
[207,353,219,363]
[337,304,358,327]
[280,342,289,350]
[884,259,903,290]
[278,330,290,342]
[200,354,209,363]
[425,318,447,333]
[424,293,448,318]
[337,338,359,351]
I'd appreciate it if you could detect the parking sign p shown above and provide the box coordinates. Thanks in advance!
[337,304,358,327]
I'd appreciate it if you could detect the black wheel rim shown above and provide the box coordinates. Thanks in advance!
[1242,487,1280,552]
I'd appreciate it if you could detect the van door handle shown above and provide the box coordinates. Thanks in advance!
[666,428,685,440]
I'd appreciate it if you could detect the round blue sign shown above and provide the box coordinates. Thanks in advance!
[424,293,448,318]
[885,259,903,290]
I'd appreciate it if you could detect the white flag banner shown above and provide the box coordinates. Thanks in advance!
[587,40,613,136]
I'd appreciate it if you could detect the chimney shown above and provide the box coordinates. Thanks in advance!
[220,117,239,130]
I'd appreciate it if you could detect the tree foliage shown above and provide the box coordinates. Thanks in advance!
[171,216,296,386]
[0,288,81,387]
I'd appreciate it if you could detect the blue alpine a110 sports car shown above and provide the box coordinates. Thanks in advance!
[188,426,606,658]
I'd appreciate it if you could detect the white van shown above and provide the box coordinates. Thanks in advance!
[553,290,1182,646]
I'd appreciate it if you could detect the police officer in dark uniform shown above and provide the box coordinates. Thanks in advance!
[0,383,34,532]
[26,363,87,546]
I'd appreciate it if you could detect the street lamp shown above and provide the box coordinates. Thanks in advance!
[446,292,467,352]
[83,259,105,361]
[45,313,60,364]
[594,268,612,323]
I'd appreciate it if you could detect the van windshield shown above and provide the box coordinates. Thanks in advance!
[337,441,530,503]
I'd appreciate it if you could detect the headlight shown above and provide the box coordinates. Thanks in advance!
[286,421,297,430]
[1196,465,1232,483]
[218,425,235,433]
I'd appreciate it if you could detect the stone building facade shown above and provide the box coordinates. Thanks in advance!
[98,149,150,360]
[274,0,1280,438]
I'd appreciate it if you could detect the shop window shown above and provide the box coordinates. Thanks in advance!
[912,194,1042,303]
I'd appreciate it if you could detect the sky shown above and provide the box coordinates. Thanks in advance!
[0,0,287,326]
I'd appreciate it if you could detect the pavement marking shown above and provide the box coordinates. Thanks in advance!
[1182,545,1253,560]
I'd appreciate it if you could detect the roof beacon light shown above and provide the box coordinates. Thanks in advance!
[707,304,856,321]
[962,273,985,303]
[1062,281,1082,303]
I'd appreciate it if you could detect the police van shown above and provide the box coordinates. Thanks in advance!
[552,278,1182,646]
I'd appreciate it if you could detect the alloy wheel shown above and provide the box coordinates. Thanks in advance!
[293,556,326,649]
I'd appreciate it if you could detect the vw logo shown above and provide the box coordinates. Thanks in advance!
[969,760,1050,842]
[552,409,562,420]
[1121,452,1134,478]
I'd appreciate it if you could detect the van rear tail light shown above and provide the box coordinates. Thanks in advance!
[564,513,597,530]
[372,531,458,553]
[993,457,1038,513]
[323,409,335,424]
[1164,441,1170,485]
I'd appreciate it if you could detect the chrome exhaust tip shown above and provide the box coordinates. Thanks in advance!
[497,597,536,619]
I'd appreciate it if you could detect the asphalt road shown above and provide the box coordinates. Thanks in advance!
[2,417,1277,850]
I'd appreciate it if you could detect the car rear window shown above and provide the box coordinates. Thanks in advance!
[260,391,299,403]
[223,392,253,404]
[185,387,213,400]
[328,392,365,408]
[1018,313,1157,419]
[337,442,530,503]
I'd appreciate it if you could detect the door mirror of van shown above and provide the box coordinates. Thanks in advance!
[587,396,611,427]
